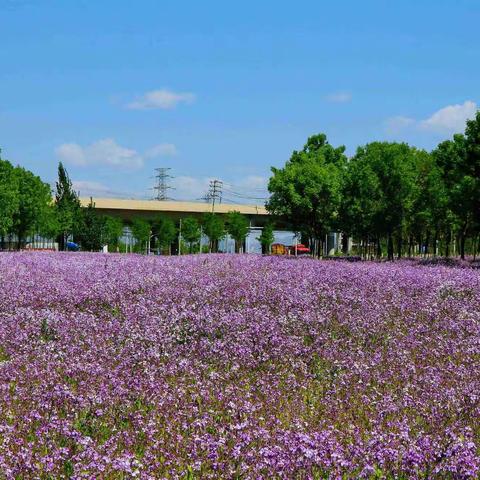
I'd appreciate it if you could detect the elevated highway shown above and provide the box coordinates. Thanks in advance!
[80,197,270,227]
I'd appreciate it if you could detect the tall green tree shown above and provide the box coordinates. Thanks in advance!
[181,217,201,253]
[462,111,480,258]
[346,142,419,260]
[75,199,105,251]
[339,154,382,257]
[257,222,275,254]
[0,155,19,248]
[267,133,347,256]
[226,211,249,253]
[103,216,124,251]
[11,166,53,249]
[152,216,177,253]
[433,134,474,258]
[55,162,81,251]
[202,212,224,252]
[131,218,151,253]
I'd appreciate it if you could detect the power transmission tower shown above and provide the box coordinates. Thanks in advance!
[152,168,174,201]
[208,179,223,213]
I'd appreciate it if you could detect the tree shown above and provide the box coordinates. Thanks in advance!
[103,216,124,251]
[433,134,475,259]
[344,142,419,260]
[181,217,201,253]
[0,155,19,248]
[257,222,275,254]
[226,211,249,253]
[202,212,224,252]
[131,218,151,253]
[267,133,347,257]
[55,162,81,251]
[462,112,480,258]
[406,151,447,257]
[11,166,53,249]
[75,199,105,251]
[339,154,382,257]
[152,216,176,253]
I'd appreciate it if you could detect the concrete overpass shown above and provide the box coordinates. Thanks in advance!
[80,197,270,227]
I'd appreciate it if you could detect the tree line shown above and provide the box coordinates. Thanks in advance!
[4,108,478,259]
[0,160,123,251]
[0,158,274,253]
[129,211,273,254]
[267,112,480,260]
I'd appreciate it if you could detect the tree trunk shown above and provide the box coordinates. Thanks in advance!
[57,234,64,252]
[397,234,402,260]
[376,238,382,259]
[387,232,394,261]
[460,233,466,260]
[445,227,451,258]
[342,234,349,255]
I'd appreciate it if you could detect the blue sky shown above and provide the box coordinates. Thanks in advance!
[1,0,479,202]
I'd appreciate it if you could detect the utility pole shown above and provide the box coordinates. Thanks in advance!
[208,179,223,213]
[152,168,174,201]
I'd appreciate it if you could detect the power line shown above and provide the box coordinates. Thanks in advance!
[221,187,268,200]
[152,167,175,201]
[222,181,269,193]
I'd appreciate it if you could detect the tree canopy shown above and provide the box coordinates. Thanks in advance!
[202,213,224,252]
[152,216,177,252]
[267,134,347,256]
[181,217,201,253]
[226,211,249,253]
[55,162,81,251]
[257,222,275,254]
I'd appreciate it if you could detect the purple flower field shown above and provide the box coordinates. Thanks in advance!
[0,253,479,479]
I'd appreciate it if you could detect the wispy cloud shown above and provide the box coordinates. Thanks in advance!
[325,92,352,103]
[172,176,212,201]
[385,115,415,135]
[234,175,268,192]
[145,143,178,158]
[126,89,195,110]
[385,100,477,135]
[72,180,136,198]
[56,139,143,169]
[55,139,180,170]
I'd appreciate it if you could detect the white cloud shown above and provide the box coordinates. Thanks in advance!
[325,92,352,103]
[145,143,178,158]
[385,100,477,135]
[72,180,140,199]
[55,138,144,169]
[420,100,477,133]
[385,115,415,135]
[126,89,195,110]
[55,143,87,166]
[172,176,212,201]
[235,175,268,191]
